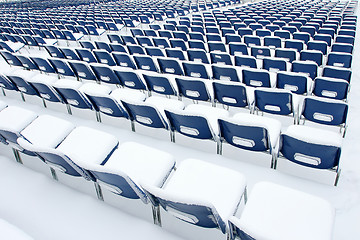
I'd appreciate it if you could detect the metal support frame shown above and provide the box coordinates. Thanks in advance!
[152,205,162,227]
[94,182,104,201]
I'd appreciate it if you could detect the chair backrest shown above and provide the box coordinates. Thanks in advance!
[16,55,39,71]
[60,48,81,61]
[331,43,353,54]
[218,117,270,152]
[182,62,209,79]
[275,48,297,63]
[312,77,349,100]
[175,77,211,102]
[229,43,248,56]
[322,66,352,82]
[301,97,348,127]
[254,88,293,116]
[326,52,352,68]
[234,55,257,68]
[0,50,23,67]
[211,65,240,82]
[48,58,76,77]
[133,55,158,72]
[30,57,57,74]
[45,45,65,58]
[242,69,271,87]
[0,73,18,91]
[210,52,232,65]
[276,71,309,94]
[142,183,226,232]
[93,50,116,66]
[262,57,287,72]
[166,48,186,61]
[307,40,328,55]
[113,68,147,90]
[68,60,97,82]
[143,73,177,96]
[157,58,184,75]
[112,53,136,69]
[53,82,94,110]
[187,49,209,63]
[213,81,248,108]
[292,60,318,80]
[280,125,342,169]
[75,48,97,63]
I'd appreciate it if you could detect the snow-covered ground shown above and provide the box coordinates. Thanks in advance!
[1,1,360,240]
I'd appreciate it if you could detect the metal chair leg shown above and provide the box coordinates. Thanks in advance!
[152,205,162,227]
[94,182,104,201]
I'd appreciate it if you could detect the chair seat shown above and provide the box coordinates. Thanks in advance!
[20,115,75,148]
[101,142,175,187]
[160,159,246,220]
[231,181,334,240]
[145,96,185,116]
[0,106,37,134]
[56,126,118,166]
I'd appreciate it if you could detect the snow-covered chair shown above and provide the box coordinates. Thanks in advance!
[142,159,247,240]
[165,104,229,153]
[276,125,342,185]
[18,126,119,197]
[84,142,175,222]
[16,115,75,176]
[229,181,335,240]
[218,113,281,168]
[0,106,37,161]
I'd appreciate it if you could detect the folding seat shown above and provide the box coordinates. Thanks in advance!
[75,48,97,63]
[68,60,97,82]
[0,106,38,162]
[188,40,206,51]
[292,60,318,80]
[107,34,123,44]
[208,42,226,53]
[165,48,186,61]
[0,50,23,67]
[149,24,161,30]
[130,28,144,37]
[318,28,335,39]
[189,32,205,42]
[282,25,298,34]
[93,50,116,66]
[142,72,178,97]
[175,76,212,103]
[121,35,137,45]
[225,34,241,44]
[0,40,25,53]
[112,52,136,69]
[18,125,119,197]
[182,61,210,79]
[238,28,253,37]
[212,81,249,110]
[326,52,352,68]
[262,57,288,72]
[243,68,272,88]
[299,96,348,136]
[253,88,297,123]
[312,77,349,101]
[187,49,209,63]
[276,124,343,184]
[255,29,271,37]
[142,159,247,240]
[158,30,173,39]
[218,112,281,166]
[95,41,112,53]
[133,55,158,72]
[307,40,328,55]
[300,50,323,66]
[52,80,97,119]
[126,45,145,55]
[335,35,355,45]
[80,41,97,51]
[45,45,65,59]
[265,24,281,32]
[234,55,257,69]
[30,57,57,74]
[273,30,290,40]
[169,39,187,51]
[276,71,310,95]
[152,37,170,49]
[323,65,352,83]
[157,57,184,76]
[250,46,271,58]
[48,58,76,78]
[209,52,232,65]
[15,55,39,71]
[338,29,356,38]
[104,67,142,91]
[284,39,304,53]
[331,43,353,54]
[229,182,336,239]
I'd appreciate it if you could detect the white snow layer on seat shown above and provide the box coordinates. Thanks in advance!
[7,69,38,80]
[110,88,146,102]
[56,126,118,166]
[97,142,175,187]
[232,112,281,147]
[284,125,342,147]
[79,82,112,96]
[29,74,58,84]
[0,106,37,133]
[163,158,246,220]
[185,104,229,135]
[145,96,185,116]
[0,219,34,240]
[53,79,82,89]
[20,115,75,148]
[0,101,7,111]
[234,181,334,240]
